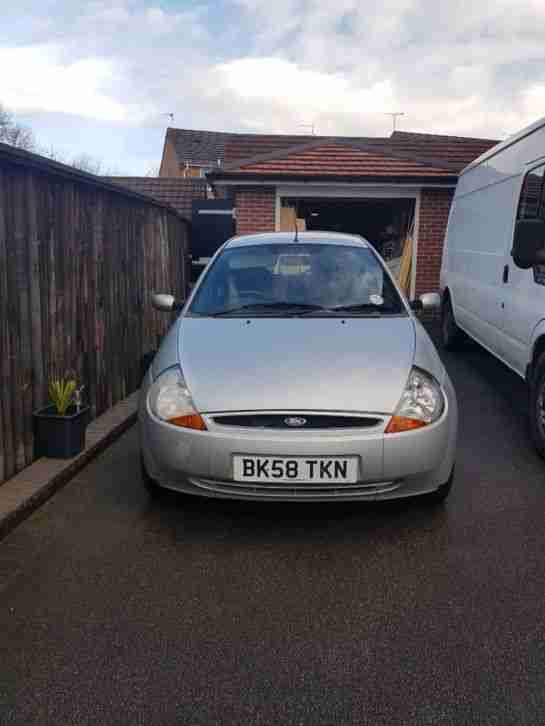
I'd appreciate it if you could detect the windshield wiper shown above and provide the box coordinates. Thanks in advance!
[297,303,385,316]
[209,302,329,317]
[329,303,396,314]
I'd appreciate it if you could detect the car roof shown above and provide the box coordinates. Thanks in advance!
[225,231,369,249]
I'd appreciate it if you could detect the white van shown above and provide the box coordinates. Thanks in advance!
[441,116,545,454]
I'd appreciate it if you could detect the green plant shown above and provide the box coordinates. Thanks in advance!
[48,378,77,416]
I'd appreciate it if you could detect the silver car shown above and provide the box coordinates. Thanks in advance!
[139,232,457,503]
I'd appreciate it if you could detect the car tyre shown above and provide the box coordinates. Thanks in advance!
[421,468,454,506]
[529,352,545,459]
[141,454,164,497]
[441,296,464,350]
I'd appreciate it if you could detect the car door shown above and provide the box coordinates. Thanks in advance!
[501,161,545,376]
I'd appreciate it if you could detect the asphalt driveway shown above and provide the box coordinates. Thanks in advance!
[2,334,545,725]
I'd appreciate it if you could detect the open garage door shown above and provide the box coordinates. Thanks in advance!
[280,197,415,294]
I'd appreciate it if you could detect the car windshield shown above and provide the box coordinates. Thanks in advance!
[189,242,406,317]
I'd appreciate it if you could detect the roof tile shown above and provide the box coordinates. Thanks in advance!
[235,142,454,177]
[105,177,207,219]
[165,128,500,178]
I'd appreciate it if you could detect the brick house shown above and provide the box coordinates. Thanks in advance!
[158,127,498,296]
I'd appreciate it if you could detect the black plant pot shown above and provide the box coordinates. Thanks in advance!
[33,404,91,459]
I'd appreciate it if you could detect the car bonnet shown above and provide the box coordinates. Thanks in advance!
[178,316,416,414]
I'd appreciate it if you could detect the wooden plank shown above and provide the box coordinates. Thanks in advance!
[26,173,45,412]
[110,199,120,406]
[121,201,130,398]
[53,179,65,379]
[66,181,75,378]
[11,168,32,468]
[105,198,115,410]
[127,205,139,392]
[142,208,151,356]
[0,166,15,483]
[81,189,93,415]
[36,174,50,399]
[93,192,105,416]
[135,207,146,371]
[74,186,84,387]
[46,179,56,383]
[398,235,413,293]
[4,168,22,472]
[3,167,18,480]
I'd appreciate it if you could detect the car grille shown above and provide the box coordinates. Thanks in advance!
[189,477,400,499]
[212,413,383,429]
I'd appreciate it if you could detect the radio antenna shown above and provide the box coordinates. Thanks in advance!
[298,123,316,135]
[384,112,404,132]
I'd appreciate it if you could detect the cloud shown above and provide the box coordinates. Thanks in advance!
[215,57,395,116]
[0,44,129,121]
[3,0,545,171]
[229,0,545,138]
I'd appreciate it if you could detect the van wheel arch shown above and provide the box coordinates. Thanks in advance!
[528,349,545,458]
[528,336,545,387]
[441,290,464,350]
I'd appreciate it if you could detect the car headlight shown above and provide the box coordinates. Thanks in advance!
[385,367,444,434]
[148,367,206,430]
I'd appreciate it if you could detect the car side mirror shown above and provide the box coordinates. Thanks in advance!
[410,292,440,311]
[512,218,545,269]
[151,292,185,312]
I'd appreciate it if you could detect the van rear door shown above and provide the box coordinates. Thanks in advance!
[445,177,510,354]
[501,162,545,376]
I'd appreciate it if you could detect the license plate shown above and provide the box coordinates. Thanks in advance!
[233,456,359,484]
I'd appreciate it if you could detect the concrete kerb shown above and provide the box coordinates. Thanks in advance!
[0,391,139,541]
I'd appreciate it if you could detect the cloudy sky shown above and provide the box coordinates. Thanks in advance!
[2,0,545,173]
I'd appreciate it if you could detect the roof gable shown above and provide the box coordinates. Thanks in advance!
[167,127,231,167]
[166,127,390,167]
[164,127,500,176]
[388,130,499,169]
[222,134,389,167]
[219,140,456,179]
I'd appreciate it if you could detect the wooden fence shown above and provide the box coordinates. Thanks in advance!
[0,143,189,484]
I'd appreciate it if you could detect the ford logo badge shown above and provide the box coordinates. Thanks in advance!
[284,416,307,427]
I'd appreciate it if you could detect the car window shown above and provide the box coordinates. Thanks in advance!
[189,243,406,316]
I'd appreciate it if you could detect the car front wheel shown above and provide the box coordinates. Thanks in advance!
[421,468,454,506]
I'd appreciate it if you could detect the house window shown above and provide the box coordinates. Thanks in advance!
[518,164,545,221]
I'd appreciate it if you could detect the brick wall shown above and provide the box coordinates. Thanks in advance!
[159,136,180,177]
[235,187,276,235]
[415,188,455,295]
[231,184,453,293]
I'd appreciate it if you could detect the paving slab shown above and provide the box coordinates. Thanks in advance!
[0,391,139,540]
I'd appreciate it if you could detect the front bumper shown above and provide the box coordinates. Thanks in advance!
[138,373,457,502]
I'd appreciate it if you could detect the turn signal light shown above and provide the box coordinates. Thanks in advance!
[385,416,428,434]
[168,414,207,431]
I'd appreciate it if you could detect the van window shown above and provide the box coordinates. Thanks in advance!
[518,164,545,221]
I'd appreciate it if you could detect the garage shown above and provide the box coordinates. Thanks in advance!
[201,132,498,297]
[280,195,416,290]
